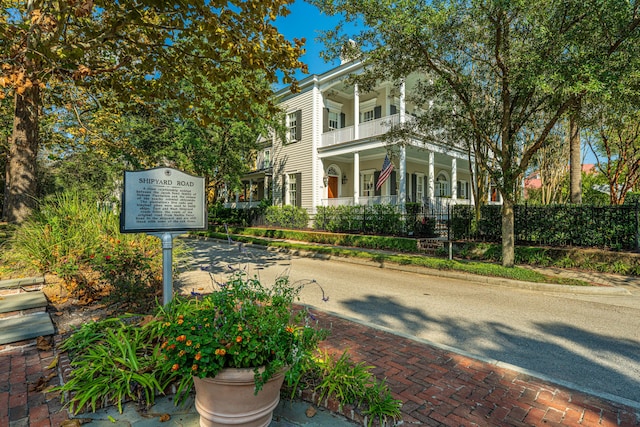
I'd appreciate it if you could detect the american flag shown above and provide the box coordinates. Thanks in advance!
[376,155,394,191]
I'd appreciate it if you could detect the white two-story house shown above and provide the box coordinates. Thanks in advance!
[232,58,486,218]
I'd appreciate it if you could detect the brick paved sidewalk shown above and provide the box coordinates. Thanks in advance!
[0,337,68,427]
[1,310,638,427]
[313,310,639,427]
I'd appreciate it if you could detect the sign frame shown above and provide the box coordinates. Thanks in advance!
[120,167,207,233]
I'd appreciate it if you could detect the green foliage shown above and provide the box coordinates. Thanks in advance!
[3,192,111,274]
[208,202,266,227]
[313,350,402,426]
[2,191,166,308]
[158,272,327,393]
[315,204,425,237]
[264,205,309,229]
[55,316,173,415]
[90,239,162,308]
[452,203,640,250]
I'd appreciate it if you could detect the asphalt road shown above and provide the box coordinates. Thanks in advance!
[175,237,640,406]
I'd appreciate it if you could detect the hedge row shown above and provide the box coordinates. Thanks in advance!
[451,204,640,250]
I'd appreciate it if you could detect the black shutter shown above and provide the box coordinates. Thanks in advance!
[340,112,345,128]
[295,110,302,141]
[391,105,397,115]
[282,175,287,206]
[390,171,397,195]
[323,108,329,133]
[374,171,381,196]
[374,106,382,119]
[411,173,417,202]
[295,173,302,207]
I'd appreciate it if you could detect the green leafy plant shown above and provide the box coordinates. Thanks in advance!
[89,238,162,309]
[56,316,172,414]
[158,271,327,396]
[361,378,403,427]
[312,350,402,426]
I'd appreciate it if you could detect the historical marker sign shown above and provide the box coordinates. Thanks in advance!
[120,167,207,233]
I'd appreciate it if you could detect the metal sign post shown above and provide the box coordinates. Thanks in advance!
[151,232,185,306]
[120,167,207,306]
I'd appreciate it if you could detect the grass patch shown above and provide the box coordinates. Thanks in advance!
[196,231,590,286]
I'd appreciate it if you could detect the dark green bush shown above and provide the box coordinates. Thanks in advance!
[265,205,309,229]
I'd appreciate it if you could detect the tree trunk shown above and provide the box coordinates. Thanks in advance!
[569,98,582,204]
[3,86,40,223]
[501,196,515,267]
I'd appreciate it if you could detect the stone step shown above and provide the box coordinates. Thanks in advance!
[0,276,45,290]
[0,291,48,314]
[0,311,55,345]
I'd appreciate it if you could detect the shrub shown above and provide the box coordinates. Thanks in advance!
[3,191,167,308]
[265,205,309,229]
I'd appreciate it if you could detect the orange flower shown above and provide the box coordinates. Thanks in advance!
[192,364,198,371]
[179,350,186,357]
[236,336,243,343]
[215,348,226,356]
[176,335,186,342]
[177,319,184,325]
[285,325,295,333]
[161,341,167,349]
[195,352,202,361]
[237,324,243,332]
[171,364,179,371]
[186,340,193,346]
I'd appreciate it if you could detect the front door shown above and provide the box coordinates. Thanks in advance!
[328,176,338,198]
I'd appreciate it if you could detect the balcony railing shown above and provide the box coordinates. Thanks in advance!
[320,114,405,148]
[321,196,472,209]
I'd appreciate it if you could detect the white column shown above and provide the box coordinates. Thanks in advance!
[399,145,406,211]
[400,79,406,123]
[312,81,321,212]
[428,151,435,203]
[353,152,360,205]
[354,83,360,140]
[249,179,253,204]
[451,157,457,200]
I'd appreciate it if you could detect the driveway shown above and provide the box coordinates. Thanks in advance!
[175,237,640,405]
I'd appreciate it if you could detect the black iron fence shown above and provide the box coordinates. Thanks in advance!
[451,203,640,250]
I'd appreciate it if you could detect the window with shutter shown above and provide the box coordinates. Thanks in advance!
[287,110,302,142]
[288,173,297,206]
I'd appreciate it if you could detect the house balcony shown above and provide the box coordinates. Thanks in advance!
[320,114,411,148]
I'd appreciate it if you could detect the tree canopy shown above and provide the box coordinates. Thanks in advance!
[311,0,640,266]
[1,0,306,222]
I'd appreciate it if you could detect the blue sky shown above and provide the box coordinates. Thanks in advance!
[275,1,349,80]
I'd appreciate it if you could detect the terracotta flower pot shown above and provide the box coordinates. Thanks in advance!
[193,367,286,427]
